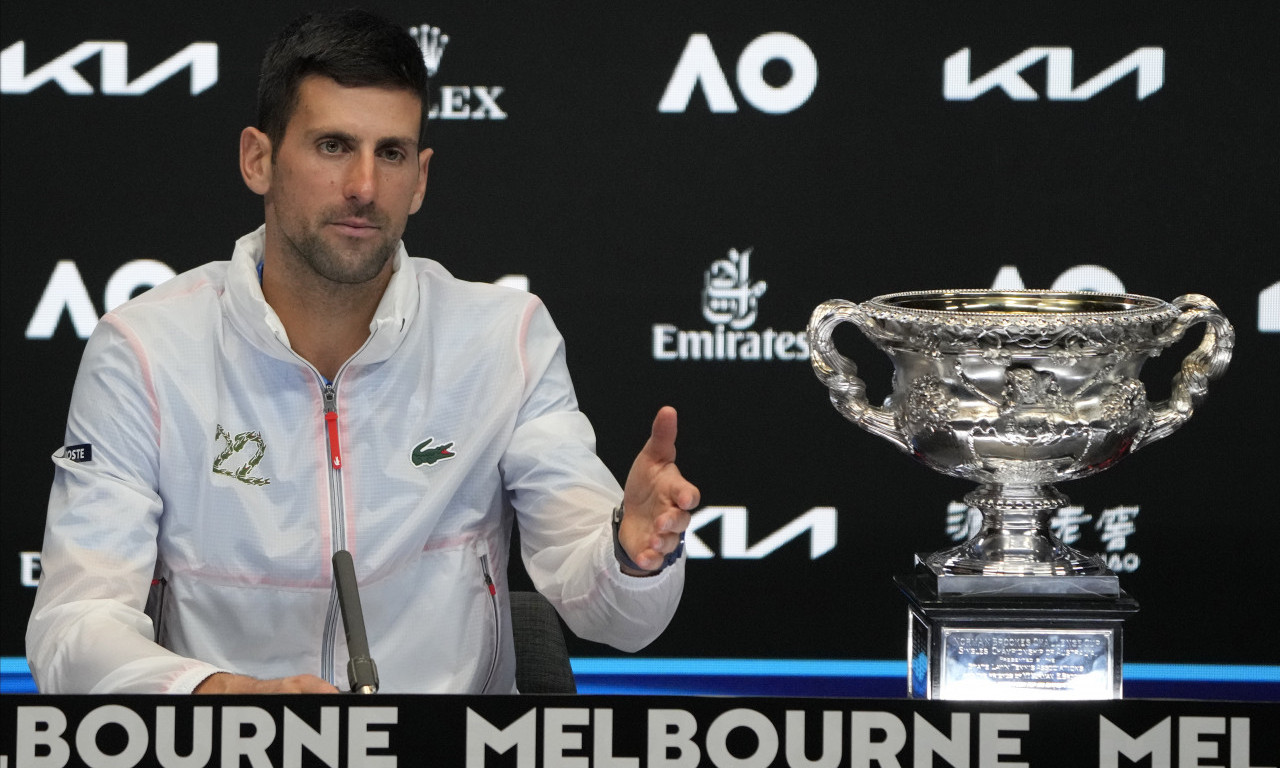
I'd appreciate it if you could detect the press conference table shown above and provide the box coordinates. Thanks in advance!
[3,694,1275,767]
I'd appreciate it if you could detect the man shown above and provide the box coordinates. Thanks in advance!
[26,9,698,694]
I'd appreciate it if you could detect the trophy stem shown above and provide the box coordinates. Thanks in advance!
[924,483,1111,578]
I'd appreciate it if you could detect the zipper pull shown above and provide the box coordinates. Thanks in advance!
[480,554,496,596]
[323,386,342,470]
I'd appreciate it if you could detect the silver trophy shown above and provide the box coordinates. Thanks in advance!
[808,289,1234,699]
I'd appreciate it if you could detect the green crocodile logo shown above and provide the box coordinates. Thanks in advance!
[411,437,456,467]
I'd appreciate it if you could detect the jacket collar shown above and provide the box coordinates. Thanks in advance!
[223,225,419,369]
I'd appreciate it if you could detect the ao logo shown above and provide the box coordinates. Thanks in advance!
[26,260,176,339]
[24,261,530,340]
[990,264,1126,294]
[992,269,1280,334]
[660,33,817,114]
[998,267,1280,332]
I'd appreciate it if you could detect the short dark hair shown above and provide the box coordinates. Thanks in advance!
[257,9,430,153]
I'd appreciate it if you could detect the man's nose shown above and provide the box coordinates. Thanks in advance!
[343,151,377,204]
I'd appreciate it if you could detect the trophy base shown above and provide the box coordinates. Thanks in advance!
[896,565,1138,701]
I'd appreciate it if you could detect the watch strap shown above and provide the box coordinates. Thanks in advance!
[612,503,684,575]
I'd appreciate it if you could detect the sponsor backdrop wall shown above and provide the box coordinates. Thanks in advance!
[2,1,1277,691]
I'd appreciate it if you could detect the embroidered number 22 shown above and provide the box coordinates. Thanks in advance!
[212,424,271,486]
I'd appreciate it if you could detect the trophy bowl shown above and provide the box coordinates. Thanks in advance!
[809,290,1234,582]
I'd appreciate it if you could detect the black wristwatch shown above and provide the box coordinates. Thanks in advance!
[612,502,684,575]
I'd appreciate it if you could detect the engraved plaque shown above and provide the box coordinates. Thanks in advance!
[940,628,1114,700]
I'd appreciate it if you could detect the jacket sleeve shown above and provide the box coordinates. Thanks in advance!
[499,299,685,652]
[25,315,224,693]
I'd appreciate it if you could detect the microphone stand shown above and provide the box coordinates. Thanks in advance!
[332,549,380,693]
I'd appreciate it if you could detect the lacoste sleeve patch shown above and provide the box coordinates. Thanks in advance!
[62,444,93,462]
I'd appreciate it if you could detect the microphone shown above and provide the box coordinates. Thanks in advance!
[332,549,380,694]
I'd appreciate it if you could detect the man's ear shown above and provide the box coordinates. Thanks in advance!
[240,127,272,195]
[409,147,433,214]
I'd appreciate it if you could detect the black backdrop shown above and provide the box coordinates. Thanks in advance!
[2,1,1277,673]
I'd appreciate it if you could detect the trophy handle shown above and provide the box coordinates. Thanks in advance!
[1133,293,1235,451]
[808,299,911,452]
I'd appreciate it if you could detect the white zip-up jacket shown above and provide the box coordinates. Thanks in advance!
[27,227,684,694]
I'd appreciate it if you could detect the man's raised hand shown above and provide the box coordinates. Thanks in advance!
[619,406,700,575]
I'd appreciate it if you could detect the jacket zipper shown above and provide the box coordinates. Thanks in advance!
[478,553,500,693]
[270,318,381,686]
[319,381,348,683]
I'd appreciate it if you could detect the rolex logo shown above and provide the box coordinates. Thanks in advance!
[409,24,449,77]
[406,24,507,121]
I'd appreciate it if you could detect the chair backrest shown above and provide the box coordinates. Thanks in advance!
[509,590,577,694]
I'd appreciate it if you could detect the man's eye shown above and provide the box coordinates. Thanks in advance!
[319,140,343,154]
[381,149,405,162]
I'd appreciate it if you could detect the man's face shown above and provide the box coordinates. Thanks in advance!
[262,75,430,285]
